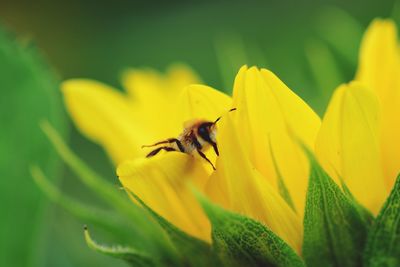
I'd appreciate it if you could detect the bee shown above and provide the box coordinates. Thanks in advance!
[142,108,236,170]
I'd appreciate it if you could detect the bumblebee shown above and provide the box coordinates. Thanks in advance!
[142,108,236,170]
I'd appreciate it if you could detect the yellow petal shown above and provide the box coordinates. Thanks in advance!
[315,82,387,214]
[356,19,400,189]
[174,84,232,168]
[178,84,232,123]
[117,153,211,242]
[166,64,202,95]
[62,79,150,164]
[121,65,201,138]
[204,164,231,210]
[122,64,199,104]
[356,19,400,102]
[206,113,303,253]
[231,66,321,216]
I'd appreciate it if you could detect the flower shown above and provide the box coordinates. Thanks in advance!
[315,19,400,214]
[203,66,320,252]
[61,19,400,265]
[62,64,229,240]
[63,61,321,253]
[62,64,200,164]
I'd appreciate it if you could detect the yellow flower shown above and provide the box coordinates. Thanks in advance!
[62,64,200,164]
[63,64,230,240]
[63,63,321,253]
[315,19,400,214]
[204,66,321,252]
[59,18,400,266]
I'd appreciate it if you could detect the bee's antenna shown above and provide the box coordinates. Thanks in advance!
[214,108,237,124]
[214,117,221,124]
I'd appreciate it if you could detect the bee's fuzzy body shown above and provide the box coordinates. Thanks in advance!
[142,108,235,170]
[143,119,218,169]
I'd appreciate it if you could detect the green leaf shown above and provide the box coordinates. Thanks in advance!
[314,7,363,67]
[363,175,400,267]
[0,27,67,267]
[84,226,155,267]
[302,149,369,267]
[31,165,138,244]
[195,191,305,267]
[127,190,220,267]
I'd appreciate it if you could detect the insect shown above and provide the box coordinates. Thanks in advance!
[142,108,236,170]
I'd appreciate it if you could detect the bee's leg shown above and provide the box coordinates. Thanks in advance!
[196,149,216,170]
[143,138,184,152]
[142,139,173,148]
[211,142,219,156]
[169,138,185,152]
[146,146,176,157]
[158,138,185,152]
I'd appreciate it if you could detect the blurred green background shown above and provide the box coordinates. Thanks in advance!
[0,1,398,266]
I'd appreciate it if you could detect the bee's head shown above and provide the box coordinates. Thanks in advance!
[197,122,217,144]
[208,123,217,143]
[198,108,236,145]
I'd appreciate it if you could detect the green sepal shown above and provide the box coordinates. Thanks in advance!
[339,177,374,227]
[84,226,155,267]
[195,191,305,267]
[127,190,221,267]
[40,122,178,260]
[40,122,168,240]
[40,121,147,223]
[363,175,400,267]
[31,165,138,244]
[268,138,296,212]
[302,149,369,267]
